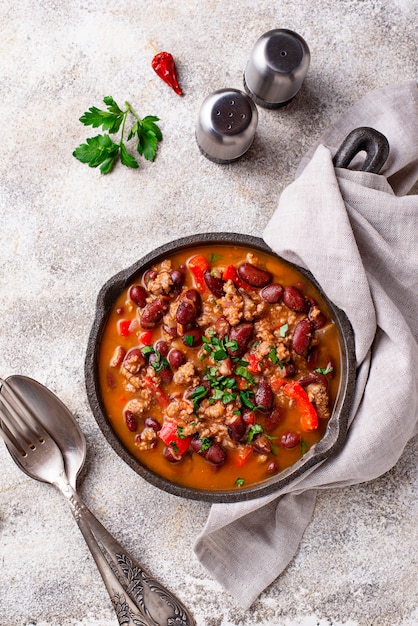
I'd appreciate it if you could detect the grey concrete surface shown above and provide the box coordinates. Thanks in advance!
[0,1,417,625]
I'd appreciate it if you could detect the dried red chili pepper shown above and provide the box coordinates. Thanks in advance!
[151,49,183,95]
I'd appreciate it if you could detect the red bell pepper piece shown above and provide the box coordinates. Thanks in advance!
[188,255,209,292]
[234,445,253,467]
[117,319,131,337]
[151,50,183,96]
[247,353,265,374]
[282,380,319,430]
[158,421,192,455]
[143,376,170,408]
[139,330,154,346]
[222,264,254,290]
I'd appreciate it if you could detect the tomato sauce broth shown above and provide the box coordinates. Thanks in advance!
[98,245,342,492]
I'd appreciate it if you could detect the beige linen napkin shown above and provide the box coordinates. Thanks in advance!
[194,81,418,609]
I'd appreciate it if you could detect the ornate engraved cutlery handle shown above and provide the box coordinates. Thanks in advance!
[56,474,195,626]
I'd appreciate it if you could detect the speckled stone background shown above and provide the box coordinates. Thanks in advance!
[0,1,417,625]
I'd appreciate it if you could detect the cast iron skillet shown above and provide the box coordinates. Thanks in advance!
[85,127,389,503]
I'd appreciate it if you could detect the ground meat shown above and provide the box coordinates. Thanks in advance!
[135,427,158,451]
[165,398,195,423]
[173,361,195,385]
[198,399,226,420]
[147,260,174,295]
[220,280,244,326]
[242,292,268,321]
[124,390,153,416]
[306,383,330,420]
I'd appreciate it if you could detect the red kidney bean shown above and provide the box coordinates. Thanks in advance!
[176,301,196,325]
[109,345,126,368]
[280,431,301,448]
[163,445,182,462]
[292,319,313,357]
[283,286,307,312]
[264,406,283,432]
[140,298,166,329]
[205,443,227,465]
[106,371,116,389]
[267,461,278,473]
[123,348,146,373]
[125,411,138,432]
[128,284,147,308]
[227,414,246,442]
[170,269,184,291]
[308,303,327,329]
[159,368,173,384]
[261,283,284,303]
[154,340,169,356]
[203,270,225,298]
[182,327,203,347]
[253,434,272,454]
[163,324,178,339]
[191,436,206,455]
[298,372,328,389]
[238,263,272,288]
[242,409,256,425]
[281,360,296,378]
[144,269,157,285]
[144,417,161,432]
[227,322,254,357]
[255,377,274,412]
[182,289,202,315]
[168,349,185,369]
[215,315,230,339]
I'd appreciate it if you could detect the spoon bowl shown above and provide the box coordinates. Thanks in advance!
[5,375,86,488]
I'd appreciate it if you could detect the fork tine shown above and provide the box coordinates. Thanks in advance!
[0,379,46,452]
[0,417,26,457]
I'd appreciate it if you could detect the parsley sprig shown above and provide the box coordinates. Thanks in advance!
[73,96,162,174]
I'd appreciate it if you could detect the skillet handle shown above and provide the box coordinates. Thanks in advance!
[332,126,389,174]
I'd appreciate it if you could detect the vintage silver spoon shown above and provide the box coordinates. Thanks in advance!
[0,375,195,626]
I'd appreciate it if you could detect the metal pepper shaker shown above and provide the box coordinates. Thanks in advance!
[196,88,258,163]
[244,29,310,108]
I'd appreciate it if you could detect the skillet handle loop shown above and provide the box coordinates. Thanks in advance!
[332,126,389,174]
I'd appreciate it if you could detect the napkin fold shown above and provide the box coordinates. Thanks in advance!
[194,81,418,609]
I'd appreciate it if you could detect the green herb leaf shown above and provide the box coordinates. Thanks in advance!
[235,366,255,385]
[209,253,223,262]
[170,441,179,453]
[177,426,186,439]
[314,363,334,375]
[184,335,194,347]
[120,143,139,169]
[72,134,120,169]
[74,97,162,174]
[268,346,279,364]
[279,323,289,338]
[200,437,212,451]
[247,424,264,443]
[301,439,308,455]
[235,477,245,487]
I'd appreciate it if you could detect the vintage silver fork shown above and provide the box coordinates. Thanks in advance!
[0,376,195,626]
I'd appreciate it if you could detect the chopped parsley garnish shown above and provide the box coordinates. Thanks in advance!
[235,366,255,385]
[184,335,194,347]
[268,346,279,364]
[246,424,264,443]
[188,385,209,410]
[170,441,179,453]
[141,345,154,357]
[279,323,289,338]
[177,426,187,439]
[235,478,245,487]
[200,437,212,451]
[301,439,308,455]
[314,363,334,375]
[209,253,223,262]
[239,390,263,411]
